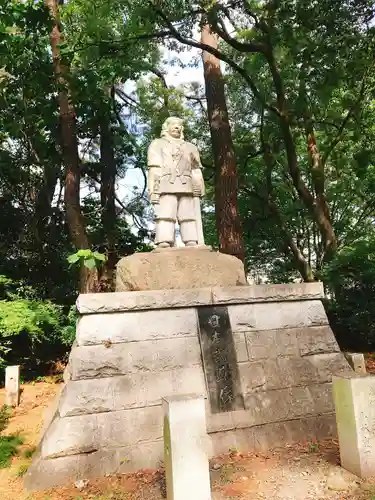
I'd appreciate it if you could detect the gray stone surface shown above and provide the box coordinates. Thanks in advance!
[76,308,198,346]
[253,300,328,331]
[163,395,212,500]
[5,365,20,407]
[41,406,163,459]
[245,326,340,360]
[233,333,248,363]
[116,248,246,291]
[70,337,201,380]
[210,414,337,456]
[212,282,324,305]
[238,353,348,394]
[27,283,349,491]
[25,440,164,491]
[59,367,207,417]
[77,288,213,314]
[244,385,325,424]
[333,373,375,478]
[77,282,325,314]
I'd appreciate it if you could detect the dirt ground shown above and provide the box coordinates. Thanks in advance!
[0,361,374,500]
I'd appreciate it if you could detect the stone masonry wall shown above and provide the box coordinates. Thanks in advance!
[25,283,351,490]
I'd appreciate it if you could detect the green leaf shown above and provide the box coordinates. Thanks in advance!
[77,249,92,258]
[93,251,106,262]
[67,253,80,264]
[84,258,97,270]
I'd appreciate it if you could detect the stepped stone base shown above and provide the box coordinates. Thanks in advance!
[25,282,351,491]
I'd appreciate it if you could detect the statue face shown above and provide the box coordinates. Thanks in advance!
[167,121,183,139]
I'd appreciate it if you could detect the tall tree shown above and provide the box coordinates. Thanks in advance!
[46,0,97,292]
[201,23,244,262]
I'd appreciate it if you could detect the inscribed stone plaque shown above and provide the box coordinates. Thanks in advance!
[197,306,244,413]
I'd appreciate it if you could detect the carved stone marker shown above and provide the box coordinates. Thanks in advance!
[5,365,20,407]
[147,117,205,248]
[163,395,212,500]
[333,373,375,478]
[197,306,244,413]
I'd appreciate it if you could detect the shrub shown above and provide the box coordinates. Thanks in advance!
[0,435,24,468]
[322,239,375,351]
[0,275,77,377]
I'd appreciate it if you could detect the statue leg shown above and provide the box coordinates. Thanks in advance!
[177,196,198,246]
[155,194,177,247]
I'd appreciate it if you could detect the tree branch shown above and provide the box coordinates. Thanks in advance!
[149,3,281,117]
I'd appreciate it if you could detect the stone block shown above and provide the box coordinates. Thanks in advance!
[209,414,333,455]
[116,247,246,291]
[228,304,256,332]
[304,353,349,380]
[70,337,201,380]
[245,386,317,424]
[76,308,197,346]
[233,333,249,363]
[238,355,345,395]
[163,395,212,500]
[211,282,324,305]
[298,326,340,356]
[5,365,20,407]
[41,406,163,459]
[344,353,366,374]
[308,383,335,414]
[253,300,328,331]
[333,373,375,478]
[25,440,164,491]
[210,428,254,456]
[246,328,300,360]
[246,330,275,360]
[77,282,324,314]
[59,367,207,417]
[77,288,213,314]
[206,405,255,433]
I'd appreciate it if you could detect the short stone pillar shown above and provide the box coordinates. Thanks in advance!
[5,365,20,407]
[163,395,212,500]
[344,353,366,374]
[333,373,375,478]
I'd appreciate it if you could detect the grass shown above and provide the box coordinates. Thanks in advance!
[0,404,11,432]
[0,434,24,468]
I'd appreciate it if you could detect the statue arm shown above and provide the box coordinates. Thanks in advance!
[191,146,205,197]
[147,141,162,197]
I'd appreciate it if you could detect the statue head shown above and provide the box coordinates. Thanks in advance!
[161,117,184,140]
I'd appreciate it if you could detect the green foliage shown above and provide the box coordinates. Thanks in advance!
[0,275,77,376]
[0,434,24,468]
[68,249,107,270]
[0,405,11,433]
[59,306,79,347]
[323,239,375,351]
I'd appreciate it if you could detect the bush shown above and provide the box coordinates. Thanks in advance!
[322,239,375,351]
[0,435,24,468]
[0,275,77,378]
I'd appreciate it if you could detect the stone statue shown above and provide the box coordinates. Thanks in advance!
[147,117,205,248]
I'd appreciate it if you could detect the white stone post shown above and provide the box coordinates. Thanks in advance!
[163,395,212,500]
[333,373,375,478]
[5,365,20,407]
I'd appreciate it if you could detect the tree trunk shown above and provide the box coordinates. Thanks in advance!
[99,106,117,289]
[201,24,245,263]
[46,0,97,293]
